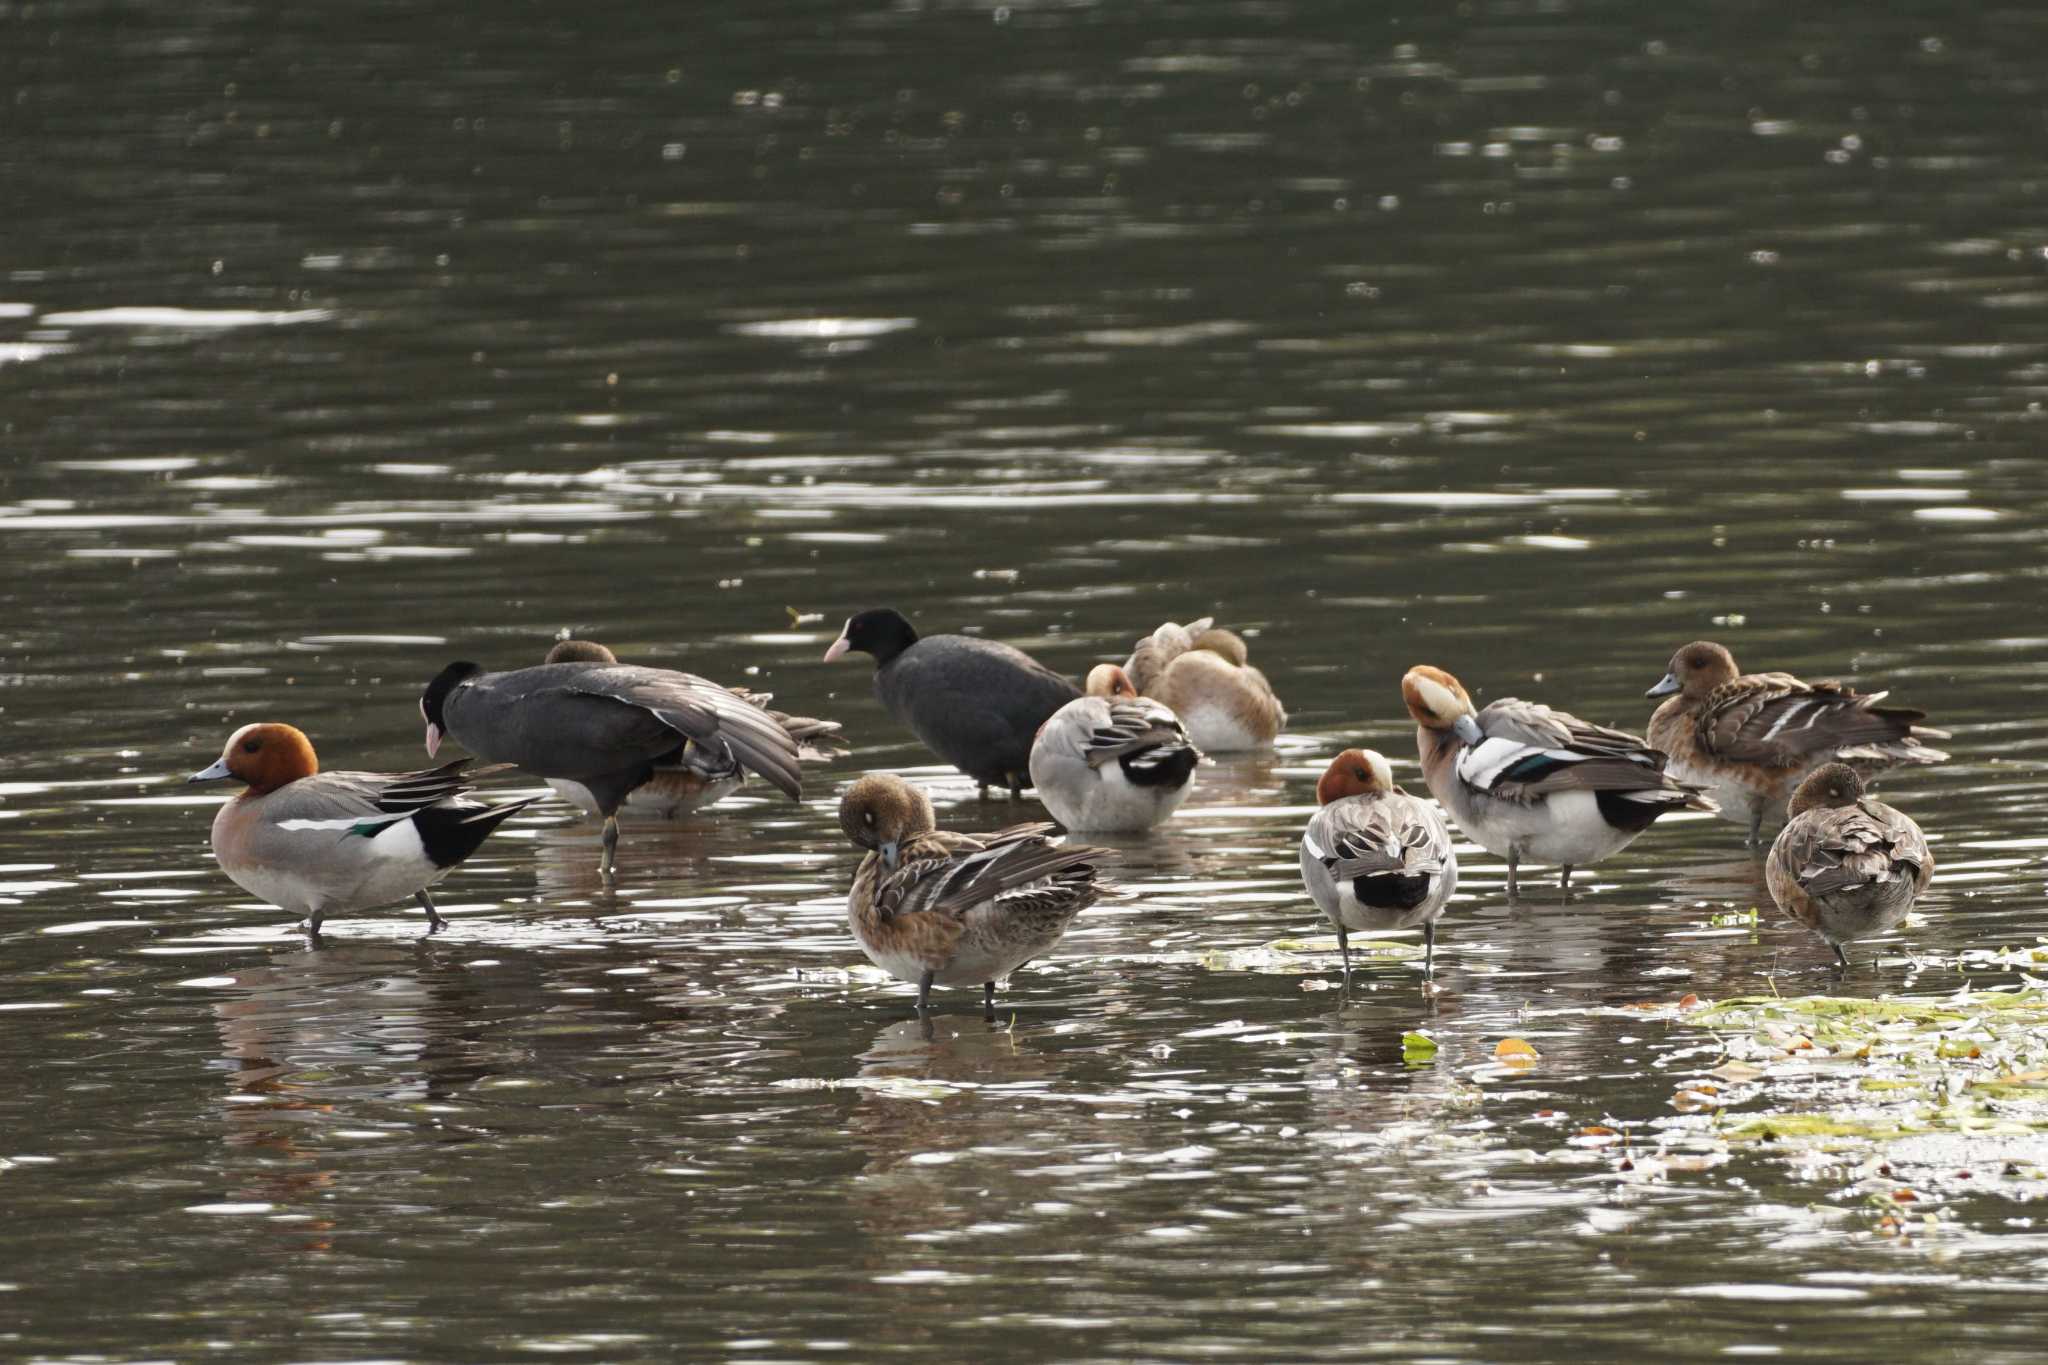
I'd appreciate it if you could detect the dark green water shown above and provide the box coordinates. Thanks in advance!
[5,0,2048,1359]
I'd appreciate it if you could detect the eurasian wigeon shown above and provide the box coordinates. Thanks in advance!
[538,639,843,821]
[1765,762,1933,968]
[823,608,1080,798]
[1646,640,1950,844]
[1122,617,1286,752]
[189,722,536,937]
[1026,663,1200,832]
[1299,748,1457,980]
[1402,665,1714,899]
[839,773,1113,1018]
[420,655,836,878]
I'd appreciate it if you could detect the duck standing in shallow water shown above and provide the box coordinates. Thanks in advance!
[1645,640,1949,845]
[420,655,833,878]
[839,773,1113,1018]
[539,639,843,820]
[1765,762,1932,968]
[1122,617,1286,752]
[823,607,1080,798]
[190,723,537,937]
[1299,748,1457,980]
[1028,664,1200,832]
[1402,665,1714,900]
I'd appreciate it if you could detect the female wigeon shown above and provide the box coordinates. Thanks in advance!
[839,773,1113,1018]
[538,639,843,821]
[420,656,838,878]
[1299,748,1457,980]
[1765,763,1933,968]
[189,722,536,937]
[1122,617,1286,752]
[1646,640,1950,845]
[1402,665,1713,899]
[823,607,1080,798]
[1026,664,1200,832]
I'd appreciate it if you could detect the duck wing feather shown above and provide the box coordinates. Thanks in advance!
[1700,673,1949,766]
[873,825,1113,921]
[1462,697,1699,799]
[1305,794,1449,881]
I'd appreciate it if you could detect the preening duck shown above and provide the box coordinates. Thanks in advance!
[839,773,1113,1018]
[1646,640,1950,844]
[538,639,843,821]
[1402,665,1714,899]
[1027,664,1200,833]
[1765,762,1933,968]
[420,656,835,878]
[1299,748,1457,980]
[190,722,536,937]
[1121,617,1285,752]
[824,607,1080,798]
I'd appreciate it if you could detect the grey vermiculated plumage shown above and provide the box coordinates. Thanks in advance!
[441,662,806,814]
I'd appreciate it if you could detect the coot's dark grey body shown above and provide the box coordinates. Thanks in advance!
[825,609,1080,795]
[419,660,809,875]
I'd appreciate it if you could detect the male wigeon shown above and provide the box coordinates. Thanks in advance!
[538,638,843,820]
[1026,664,1200,832]
[1402,665,1714,899]
[1765,763,1933,968]
[1122,617,1286,752]
[823,608,1080,798]
[1646,640,1950,845]
[189,722,536,937]
[839,773,1113,1018]
[1299,748,1457,980]
[420,656,835,878]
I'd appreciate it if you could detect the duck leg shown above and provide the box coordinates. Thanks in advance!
[982,981,996,1021]
[416,890,447,933]
[1560,865,1573,902]
[1337,925,1352,983]
[1833,943,1851,970]
[1746,809,1764,848]
[1505,852,1520,902]
[916,969,935,1017]
[305,908,326,944]
[599,815,620,880]
[1422,923,1435,979]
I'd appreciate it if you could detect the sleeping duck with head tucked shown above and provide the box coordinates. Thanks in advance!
[1027,664,1200,833]
[1122,617,1286,753]
[839,773,1114,1019]
[1402,665,1714,900]
[1646,640,1949,845]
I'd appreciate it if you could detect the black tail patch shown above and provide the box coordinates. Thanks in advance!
[1119,746,1199,790]
[1351,871,1432,911]
[1595,789,1679,833]
[413,797,540,869]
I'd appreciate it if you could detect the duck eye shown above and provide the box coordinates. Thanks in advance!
[863,811,876,825]
[241,739,261,754]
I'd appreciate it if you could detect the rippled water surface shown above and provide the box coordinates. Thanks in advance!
[7,0,2048,1359]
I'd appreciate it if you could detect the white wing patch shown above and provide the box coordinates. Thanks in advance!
[1456,736,1612,791]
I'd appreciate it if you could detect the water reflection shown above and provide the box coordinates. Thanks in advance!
[6,0,2048,1356]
